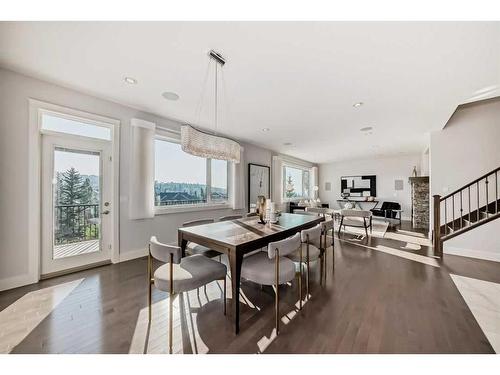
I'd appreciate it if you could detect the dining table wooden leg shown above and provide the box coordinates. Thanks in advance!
[228,250,243,334]
[178,232,188,257]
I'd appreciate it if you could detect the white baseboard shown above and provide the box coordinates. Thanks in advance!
[444,246,500,263]
[119,248,148,263]
[0,273,37,292]
[0,250,148,291]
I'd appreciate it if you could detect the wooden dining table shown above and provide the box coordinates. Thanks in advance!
[177,213,324,334]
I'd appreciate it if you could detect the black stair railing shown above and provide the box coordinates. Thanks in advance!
[433,166,500,257]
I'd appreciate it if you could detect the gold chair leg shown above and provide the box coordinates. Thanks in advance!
[223,276,227,316]
[169,253,174,354]
[332,230,335,274]
[148,252,152,323]
[299,245,303,310]
[169,292,173,354]
[306,243,310,300]
[324,233,327,284]
[148,283,152,323]
[319,253,323,286]
[275,249,280,335]
[319,232,323,286]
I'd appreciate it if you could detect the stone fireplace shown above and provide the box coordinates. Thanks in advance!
[409,176,429,229]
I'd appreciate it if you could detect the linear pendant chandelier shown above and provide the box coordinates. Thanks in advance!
[181,50,241,164]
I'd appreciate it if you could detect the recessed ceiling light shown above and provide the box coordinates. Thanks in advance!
[262,128,270,132]
[360,126,373,132]
[353,102,363,108]
[283,142,293,146]
[124,77,137,84]
[162,92,180,101]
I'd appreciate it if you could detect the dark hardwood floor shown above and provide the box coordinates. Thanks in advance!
[1,221,498,354]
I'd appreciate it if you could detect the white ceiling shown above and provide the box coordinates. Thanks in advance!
[1,22,499,163]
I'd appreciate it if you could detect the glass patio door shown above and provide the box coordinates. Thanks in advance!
[41,134,112,276]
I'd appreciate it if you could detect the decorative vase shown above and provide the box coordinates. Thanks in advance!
[256,195,266,224]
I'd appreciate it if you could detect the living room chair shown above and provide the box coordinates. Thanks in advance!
[370,201,401,219]
[147,236,227,353]
[241,232,301,334]
[338,209,373,237]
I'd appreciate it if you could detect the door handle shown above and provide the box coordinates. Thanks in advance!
[101,210,110,215]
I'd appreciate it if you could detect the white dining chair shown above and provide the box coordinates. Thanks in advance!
[148,236,227,353]
[321,217,335,280]
[287,224,323,301]
[241,232,301,334]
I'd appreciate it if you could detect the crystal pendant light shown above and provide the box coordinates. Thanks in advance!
[181,50,241,163]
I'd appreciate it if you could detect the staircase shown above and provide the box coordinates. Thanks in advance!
[433,166,500,257]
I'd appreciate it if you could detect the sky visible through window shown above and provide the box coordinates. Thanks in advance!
[155,140,205,184]
[42,114,111,140]
[54,149,100,176]
[154,140,227,188]
[154,139,228,206]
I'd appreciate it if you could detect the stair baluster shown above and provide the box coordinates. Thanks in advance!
[460,190,463,229]
[432,165,500,257]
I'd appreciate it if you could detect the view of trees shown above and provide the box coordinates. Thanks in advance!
[154,181,227,206]
[284,166,310,199]
[55,167,100,244]
[285,175,296,198]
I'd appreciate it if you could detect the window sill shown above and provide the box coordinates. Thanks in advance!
[154,203,232,215]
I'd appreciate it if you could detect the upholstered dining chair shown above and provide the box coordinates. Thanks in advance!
[147,236,227,353]
[321,217,335,280]
[219,215,243,221]
[338,209,372,237]
[182,219,220,259]
[241,232,301,334]
[287,224,323,302]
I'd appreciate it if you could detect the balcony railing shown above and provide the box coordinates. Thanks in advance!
[54,204,100,245]
[156,199,207,206]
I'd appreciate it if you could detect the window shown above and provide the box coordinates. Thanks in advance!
[210,159,228,202]
[154,139,229,208]
[283,165,310,199]
[41,113,111,140]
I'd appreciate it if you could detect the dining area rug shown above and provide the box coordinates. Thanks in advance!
[334,218,389,238]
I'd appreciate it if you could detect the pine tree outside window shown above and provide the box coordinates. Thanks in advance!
[282,165,311,200]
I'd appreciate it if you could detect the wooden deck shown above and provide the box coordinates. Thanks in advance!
[54,240,100,259]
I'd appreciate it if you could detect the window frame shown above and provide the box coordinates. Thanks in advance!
[282,163,312,202]
[153,135,231,215]
[39,109,113,141]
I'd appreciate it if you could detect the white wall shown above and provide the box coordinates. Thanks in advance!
[421,148,430,176]
[0,68,299,290]
[319,154,421,220]
[430,97,500,261]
